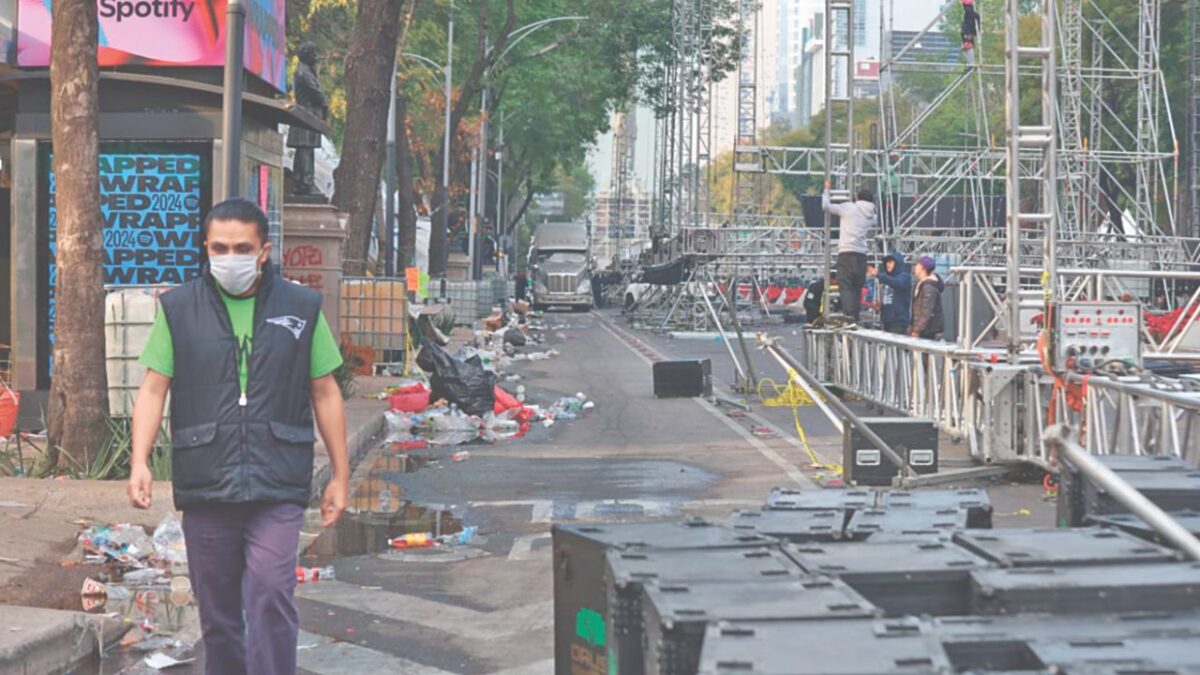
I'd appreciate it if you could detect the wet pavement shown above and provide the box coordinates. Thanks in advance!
[86,309,1053,674]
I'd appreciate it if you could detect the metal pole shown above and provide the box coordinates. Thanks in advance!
[440,6,455,280]
[495,124,504,274]
[468,147,478,277]
[385,59,398,276]
[822,0,834,318]
[477,81,489,281]
[759,335,915,478]
[221,0,247,200]
[1044,425,1200,561]
[1004,0,1021,363]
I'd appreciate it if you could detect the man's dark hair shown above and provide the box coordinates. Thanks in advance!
[856,189,875,204]
[204,198,270,244]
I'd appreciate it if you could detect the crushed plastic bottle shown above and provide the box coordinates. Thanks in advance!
[295,565,336,583]
[152,513,187,566]
[388,532,433,549]
[452,451,471,463]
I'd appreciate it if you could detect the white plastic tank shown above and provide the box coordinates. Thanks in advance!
[105,287,170,417]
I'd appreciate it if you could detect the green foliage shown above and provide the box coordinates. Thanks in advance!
[52,416,172,481]
[333,342,364,400]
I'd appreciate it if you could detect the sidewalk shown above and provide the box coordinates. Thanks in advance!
[0,381,390,673]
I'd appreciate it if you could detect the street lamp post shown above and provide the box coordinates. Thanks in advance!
[440,8,455,284]
[220,0,247,199]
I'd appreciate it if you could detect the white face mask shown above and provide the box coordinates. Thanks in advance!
[210,253,262,295]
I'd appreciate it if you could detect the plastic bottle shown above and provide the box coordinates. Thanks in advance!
[388,532,433,549]
[452,451,471,462]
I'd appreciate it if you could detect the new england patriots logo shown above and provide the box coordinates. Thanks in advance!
[266,315,308,340]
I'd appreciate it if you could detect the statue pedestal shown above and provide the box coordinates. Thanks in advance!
[283,202,348,337]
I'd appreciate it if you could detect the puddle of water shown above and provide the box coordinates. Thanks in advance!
[303,451,462,562]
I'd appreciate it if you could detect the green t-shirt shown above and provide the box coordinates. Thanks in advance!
[138,288,344,393]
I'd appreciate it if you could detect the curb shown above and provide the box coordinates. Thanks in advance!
[0,607,126,675]
[308,408,386,506]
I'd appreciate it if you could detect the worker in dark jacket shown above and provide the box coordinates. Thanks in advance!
[129,199,349,675]
[803,271,839,324]
[910,256,945,340]
[870,251,913,334]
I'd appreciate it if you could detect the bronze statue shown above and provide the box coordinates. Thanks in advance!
[288,42,328,197]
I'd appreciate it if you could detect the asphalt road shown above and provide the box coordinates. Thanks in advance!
[100,309,1052,673]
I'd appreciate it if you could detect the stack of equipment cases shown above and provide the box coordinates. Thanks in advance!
[551,520,774,675]
[727,509,847,543]
[842,418,939,486]
[1084,470,1200,520]
[931,612,1200,672]
[1057,454,1194,527]
[845,507,969,541]
[1028,636,1200,674]
[765,487,876,511]
[605,547,803,675]
[784,539,991,616]
[878,489,994,528]
[641,578,879,675]
[696,618,953,675]
[952,528,1179,568]
[968,562,1200,615]
[1088,510,1200,546]
[652,359,712,398]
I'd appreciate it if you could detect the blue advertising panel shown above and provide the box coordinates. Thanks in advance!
[40,143,212,384]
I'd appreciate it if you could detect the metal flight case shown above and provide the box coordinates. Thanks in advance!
[785,540,991,617]
[952,527,1179,568]
[641,578,879,675]
[605,547,803,675]
[551,520,773,675]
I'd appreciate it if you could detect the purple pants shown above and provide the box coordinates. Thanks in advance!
[182,502,305,675]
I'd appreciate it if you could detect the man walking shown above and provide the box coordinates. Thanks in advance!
[870,251,913,334]
[822,181,877,325]
[128,199,349,675]
[911,255,946,340]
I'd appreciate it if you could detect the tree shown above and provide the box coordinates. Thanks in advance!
[332,0,416,276]
[47,0,107,468]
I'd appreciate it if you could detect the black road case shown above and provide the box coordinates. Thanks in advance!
[728,508,848,543]
[880,489,994,529]
[969,562,1200,616]
[642,578,878,675]
[953,527,1178,568]
[551,520,772,675]
[605,547,803,675]
[785,539,990,616]
[843,418,939,486]
[696,618,953,675]
[653,359,713,398]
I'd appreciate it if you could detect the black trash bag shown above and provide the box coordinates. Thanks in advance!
[416,343,496,416]
[504,329,528,347]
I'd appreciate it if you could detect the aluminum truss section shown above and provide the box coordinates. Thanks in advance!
[1189,0,1200,240]
[732,0,761,224]
[1004,0,1058,362]
[610,107,637,243]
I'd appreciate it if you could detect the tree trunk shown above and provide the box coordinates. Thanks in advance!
[395,94,418,268]
[47,0,107,469]
[332,0,408,276]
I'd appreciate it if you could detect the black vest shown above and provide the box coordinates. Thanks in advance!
[160,261,323,509]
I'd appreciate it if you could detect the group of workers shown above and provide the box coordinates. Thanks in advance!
[810,180,945,340]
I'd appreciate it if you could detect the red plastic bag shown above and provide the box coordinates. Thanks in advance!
[493,386,522,413]
[390,383,431,413]
[0,387,18,438]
